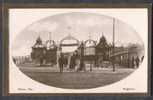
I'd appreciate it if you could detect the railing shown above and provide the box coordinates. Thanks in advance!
[12,55,31,65]
[109,49,129,57]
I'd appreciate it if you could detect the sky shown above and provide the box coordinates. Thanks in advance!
[11,12,143,56]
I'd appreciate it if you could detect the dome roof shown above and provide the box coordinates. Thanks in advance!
[60,34,79,53]
[84,39,96,47]
[45,40,56,49]
[60,34,79,46]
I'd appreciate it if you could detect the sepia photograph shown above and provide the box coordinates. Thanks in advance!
[3,5,151,95]
[12,12,145,89]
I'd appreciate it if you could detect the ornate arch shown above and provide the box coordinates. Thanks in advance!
[60,34,80,47]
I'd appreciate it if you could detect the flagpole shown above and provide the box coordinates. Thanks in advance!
[113,18,115,72]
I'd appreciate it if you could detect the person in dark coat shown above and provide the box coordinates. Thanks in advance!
[135,56,140,68]
[78,57,85,71]
[58,53,64,73]
[13,57,16,64]
[39,54,44,66]
[141,56,144,62]
[63,57,68,67]
[131,56,135,68]
[69,53,76,69]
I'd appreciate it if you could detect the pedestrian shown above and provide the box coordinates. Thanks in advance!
[77,57,85,71]
[69,53,76,69]
[13,57,16,64]
[63,57,68,67]
[131,56,135,68]
[39,54,44,66]
[141,56,144,62]
[58,53,64,73]
[135,56,140,68]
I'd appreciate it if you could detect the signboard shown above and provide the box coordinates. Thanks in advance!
[62,46,78,53]
[84,47,95,55]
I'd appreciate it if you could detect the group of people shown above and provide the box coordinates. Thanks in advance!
[58,52,80,73]
[58,52,144,73]
[131,56,143,68]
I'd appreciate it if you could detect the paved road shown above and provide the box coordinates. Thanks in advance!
[18,64,135,89]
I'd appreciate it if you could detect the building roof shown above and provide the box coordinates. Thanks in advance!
[96,35,109,49]
[32,36,45,48]
[84,39,96,47]
[45,40,57,49]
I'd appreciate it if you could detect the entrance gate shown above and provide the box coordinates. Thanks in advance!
[59,34,80,68]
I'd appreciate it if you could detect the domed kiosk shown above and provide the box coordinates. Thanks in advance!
[31,35,57,65]
[84,37,96,55]
[83,34,97,71]
[44,39,57,64]
[31,36,46,64]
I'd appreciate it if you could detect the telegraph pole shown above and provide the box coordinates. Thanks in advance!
[112,18,115,72]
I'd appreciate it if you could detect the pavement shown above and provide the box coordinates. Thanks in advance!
[17,63,136,89]
[18,63,135,74]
